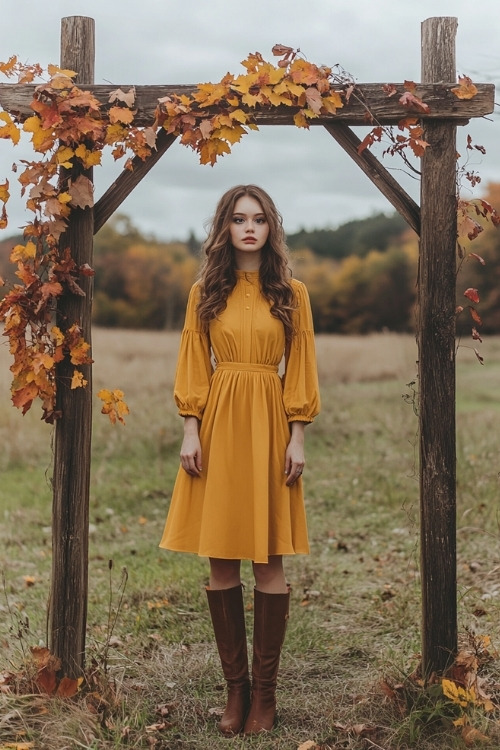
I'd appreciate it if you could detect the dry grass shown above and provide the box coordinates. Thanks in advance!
[1,328,500,749]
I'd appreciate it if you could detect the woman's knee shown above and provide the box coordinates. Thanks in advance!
[252,556,286,589]
[209,558,241,588]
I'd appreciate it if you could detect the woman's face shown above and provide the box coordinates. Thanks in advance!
[229,195,270,262]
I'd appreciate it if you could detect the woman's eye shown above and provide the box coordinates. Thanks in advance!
[255,217,266,224]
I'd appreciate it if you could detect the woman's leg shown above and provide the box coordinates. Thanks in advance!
[209,557,241,589]
[244,555,290,735]
[252,554,287,593]
[206,558,250,735]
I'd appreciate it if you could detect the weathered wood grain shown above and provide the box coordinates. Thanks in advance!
[0,81,494,125]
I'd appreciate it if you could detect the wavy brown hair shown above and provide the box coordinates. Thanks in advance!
[197,185,297,343]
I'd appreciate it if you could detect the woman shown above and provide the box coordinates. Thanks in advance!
[160,184,320,735]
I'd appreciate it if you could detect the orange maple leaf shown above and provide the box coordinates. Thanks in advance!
[452,75,478,100]
[109,106,136,125]
[11,382,39,413]
[289,59,321,86]
[97,388,129,425]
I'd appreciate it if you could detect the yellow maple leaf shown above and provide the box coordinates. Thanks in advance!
[0,179,10,203]
[322,91,344,113]
[71,369,87,389]
[212,124,246,145]
[10,241,36,263]
[51,326,65,346]
[260,86,291,107]
[97,388,129,425]
[23,116,54,152]
[74,144,102,168]
[47,63,77,79]
[69,338,92,365]
[442,679,476,708]
[105,123,128,144]
[0,111,21,145]
[55,145,74,167]
[293,110,309,129]
[0,55,18,76]
[193,82,231,107]
[229,108,249,124]
[274,79,305,100]
[241,92,262,107]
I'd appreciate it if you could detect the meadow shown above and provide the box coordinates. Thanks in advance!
[1,329,499,749]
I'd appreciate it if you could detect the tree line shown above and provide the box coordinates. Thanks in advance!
[0,183,498,334]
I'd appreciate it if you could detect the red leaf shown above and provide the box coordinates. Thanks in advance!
[272,44,295,57]
[471,327,482,342]
[474,348,484,365]
[464,288,480,304]
[56,675,82,697]
[357,126,383,154]
[469,307,482,325]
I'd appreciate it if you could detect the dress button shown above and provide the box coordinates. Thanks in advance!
[245,306,250,310]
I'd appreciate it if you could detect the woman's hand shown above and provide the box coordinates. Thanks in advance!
[285,421,306,486]
[180,416,203,477]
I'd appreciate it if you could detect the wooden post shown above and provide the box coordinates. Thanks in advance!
[50,16,95,677]
[419,16,458,676]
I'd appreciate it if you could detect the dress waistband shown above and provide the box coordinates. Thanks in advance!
[215,362,279,374]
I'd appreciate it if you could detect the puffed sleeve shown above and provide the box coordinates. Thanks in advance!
[173,282,213,420]
[282,280,320,423]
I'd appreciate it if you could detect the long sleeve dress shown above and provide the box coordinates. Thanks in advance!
[159,269,320,564]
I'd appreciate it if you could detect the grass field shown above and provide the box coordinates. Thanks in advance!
[1,329,500,749]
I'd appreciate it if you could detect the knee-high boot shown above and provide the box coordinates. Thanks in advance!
[206,585,250,735]
[243,587,290,735]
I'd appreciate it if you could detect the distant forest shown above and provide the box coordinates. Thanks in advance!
[1,184,499,335]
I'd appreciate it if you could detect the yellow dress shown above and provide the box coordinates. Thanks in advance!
[159,270,320,563]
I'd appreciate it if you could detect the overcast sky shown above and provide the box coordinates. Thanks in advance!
[1,0,499,241]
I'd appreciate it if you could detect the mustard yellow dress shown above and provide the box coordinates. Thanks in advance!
[159,270,320,563]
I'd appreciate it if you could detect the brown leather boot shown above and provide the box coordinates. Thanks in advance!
[243,587,290,735]
[206,585,250,735]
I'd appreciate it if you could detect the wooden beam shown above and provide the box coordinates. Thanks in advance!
[94,129,176,234]
[0,81,494,126]
[324,123,420,235]
[50,15,95,678]
[419,16,458,677]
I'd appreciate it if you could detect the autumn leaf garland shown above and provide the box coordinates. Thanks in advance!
[156,47,347,165]
[0,47,494,420]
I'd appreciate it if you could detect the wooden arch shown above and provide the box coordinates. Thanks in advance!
[0,16,495,678]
